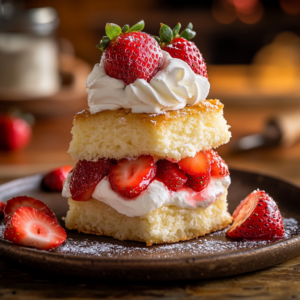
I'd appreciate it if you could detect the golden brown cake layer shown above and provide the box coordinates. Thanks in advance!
[65,190,232,246]
[68,99,231,161]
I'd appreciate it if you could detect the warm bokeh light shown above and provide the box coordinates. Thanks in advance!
[236,1,264,24]
[213,0,263,25]
[280,0,300,15]
[212,0,236,24]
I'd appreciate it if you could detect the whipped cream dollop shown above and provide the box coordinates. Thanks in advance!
[63,174,230,217]
[86,51,210,114]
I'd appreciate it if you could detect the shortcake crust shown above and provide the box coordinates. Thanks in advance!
[65,190,231,246]
[68,99,231,161]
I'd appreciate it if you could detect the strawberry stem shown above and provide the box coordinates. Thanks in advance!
[97,20,145,51]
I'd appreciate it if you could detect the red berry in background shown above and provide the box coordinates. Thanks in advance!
[109,155,157,198]
[70,159,115,202]
[4,206,66,251]
[97,20,163,85]
[0,115,31,151]
[158,23,208,78]
[156,160,187,192]
[0,201,6,218]
[227,190,284,240]
[42,165,73,192]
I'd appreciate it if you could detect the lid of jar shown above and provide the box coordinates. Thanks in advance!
[0,5,59,35]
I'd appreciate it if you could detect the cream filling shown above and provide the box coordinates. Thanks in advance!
[86,51,210,114]
[63,174,230,217]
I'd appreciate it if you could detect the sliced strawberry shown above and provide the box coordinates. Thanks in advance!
[0,201,6,218]
[156,160,187,192]
[227,190,284,240]
[185,172,210,192]
[206,149,229,177]
[70,159,114,202]
[4,207,66,251]
[4,196,57,223]
[42,165,73,192]
[109,155,156,198]
[178,151,210,176]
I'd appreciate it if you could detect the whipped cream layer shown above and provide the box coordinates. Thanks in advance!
[63,174,230,217]
[86,51,210,114]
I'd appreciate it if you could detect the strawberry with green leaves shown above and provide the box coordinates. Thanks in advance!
[155,22,208,78]
[97,20,163,85]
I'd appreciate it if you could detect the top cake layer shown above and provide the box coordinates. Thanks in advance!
[68,99,231,161]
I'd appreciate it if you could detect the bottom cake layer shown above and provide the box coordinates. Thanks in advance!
[65,190,232,246]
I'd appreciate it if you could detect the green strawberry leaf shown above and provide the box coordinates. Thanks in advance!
[180,28,196,40]
[186,22,193,30]
[153,35,160,43]
[172,23,181,38]
[159,24,173,44]
[122,24,130,33]
[127,20,145,33]
[105,23,122,40]
[96,36,111,51]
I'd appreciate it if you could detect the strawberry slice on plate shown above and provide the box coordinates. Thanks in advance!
[42,165,73,192]
[156,160,187,191]
[227,190,284,240]
[4,196,57,223]
[4,207,66,251]
[206,149,229,178]
[109,155,156,198]
[70,159,114,202]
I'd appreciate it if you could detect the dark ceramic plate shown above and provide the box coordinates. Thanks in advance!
[0,169,300,281]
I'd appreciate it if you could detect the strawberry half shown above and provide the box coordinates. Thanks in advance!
[4,207,66,251]
[98,20,163,85]
[157,23,207,78]
[206,149,229,177]
[4,196,57,223]
[70,159,114,202]
[227,190,284,240]
[109,155,156,198]
[185,173,211,192]
[156,160,187,191]
[42,165,73,192]
[0,201,6,218]
[178,151,210,176]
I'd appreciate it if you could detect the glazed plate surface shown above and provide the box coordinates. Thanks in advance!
[0,169,299,280]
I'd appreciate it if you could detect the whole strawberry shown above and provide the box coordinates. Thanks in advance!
[156,23,207,78]
[42,165,73,192]
[0,115,31,151]
[97,20,163,85]
[227,190,284,240]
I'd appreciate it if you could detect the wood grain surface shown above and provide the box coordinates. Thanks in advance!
[1,105,300,299]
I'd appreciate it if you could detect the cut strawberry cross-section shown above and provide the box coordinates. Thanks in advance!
[109,155,157,198]
[227,190,284,240]
[4,196,57,223]
[178,151,210,176]
[206,149,229,178]
[4,207,66,251]
[70,159,115,202]
[156,159,187,191]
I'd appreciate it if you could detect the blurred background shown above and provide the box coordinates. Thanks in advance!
[0,0,300,186]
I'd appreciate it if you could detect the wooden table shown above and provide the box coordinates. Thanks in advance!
[1,105,300,299]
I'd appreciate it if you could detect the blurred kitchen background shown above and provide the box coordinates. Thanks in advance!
[1,0,300,185]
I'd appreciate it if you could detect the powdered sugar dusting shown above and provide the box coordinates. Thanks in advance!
[0,218,298,258]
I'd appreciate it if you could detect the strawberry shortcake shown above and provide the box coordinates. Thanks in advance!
[62,21,232,246]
